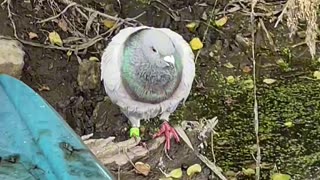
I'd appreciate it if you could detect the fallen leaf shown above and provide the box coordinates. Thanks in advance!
[242,66,252,73]
[190,37,203,50]
[135,162,151,176]
[284,121,293,128]
[58,19,68,32]
[103,19,116,29]
[226,76,235,84]
[214,16,228,27]
[223,62,234,69]
[313,71,320,80]
[49,31,63,46]
[271,173,291,180]
[263,78,276,84]
[243,79,254,89]
[89,56,99,62]
[28,32,38,39]
[242,168,255,176]
[168,168,182,179]
[67,50,72,57]
[38,85,50,91]
[174,125,194,150]
[186,22,199,32]
[187,164,202,176]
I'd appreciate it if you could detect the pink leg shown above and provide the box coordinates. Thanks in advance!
[153,121,180,150]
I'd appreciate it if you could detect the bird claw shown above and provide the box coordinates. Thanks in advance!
[153,121,180,150]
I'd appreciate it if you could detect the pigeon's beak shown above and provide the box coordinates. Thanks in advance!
[163,55,175,67]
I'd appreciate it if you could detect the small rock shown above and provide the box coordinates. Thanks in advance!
[0,37,25,78]
[77,59,101,91]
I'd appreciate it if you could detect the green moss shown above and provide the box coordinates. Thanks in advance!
[170,65,320,179]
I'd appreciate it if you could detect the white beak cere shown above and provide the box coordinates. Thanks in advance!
[163,55,175,66]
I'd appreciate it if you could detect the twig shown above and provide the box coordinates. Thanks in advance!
[58,0,133,24]
[274,0,293,28]
[196,153,227,180]
[36,2,77,23]
[250,1,261,180]
[259,18,277,52]
[194,0,218,63]
[75,6,88,20]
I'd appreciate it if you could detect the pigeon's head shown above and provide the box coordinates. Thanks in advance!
[140,29,176,68]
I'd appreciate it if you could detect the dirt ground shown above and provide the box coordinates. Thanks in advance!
[1,0,320,179]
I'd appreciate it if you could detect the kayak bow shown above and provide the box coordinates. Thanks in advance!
[0,74,114,180]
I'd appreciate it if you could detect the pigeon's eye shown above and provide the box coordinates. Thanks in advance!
[151,47,157,53]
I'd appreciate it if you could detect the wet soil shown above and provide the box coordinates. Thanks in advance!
[1,0,320,179]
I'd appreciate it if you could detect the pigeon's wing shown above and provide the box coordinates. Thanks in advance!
[157,28,196,103]
[101,26,149,102]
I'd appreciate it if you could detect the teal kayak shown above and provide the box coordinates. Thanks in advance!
[0,74,114,180]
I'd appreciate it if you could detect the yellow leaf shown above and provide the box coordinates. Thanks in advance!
[189,37,203,50]
[284,121,293,128]
[313,71,320,79]
[187,164,202,176]
[215,16,228,27]
[67,50,72,57]
[263,78,276,84]
[223,62,234,69]
[103,19,115,29]
[159,178,173,180]
[242,168,255,176]
[89,56,99,62]
[168,168,182,179]
[271,173,291,180]
[226,76,235,84]
[49,31,63,46]
[243,79,254,89]
[186,22,199,32]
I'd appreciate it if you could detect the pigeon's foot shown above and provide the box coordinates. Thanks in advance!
[153,121,180,150]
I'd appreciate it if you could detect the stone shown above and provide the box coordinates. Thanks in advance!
[0,37,25,78]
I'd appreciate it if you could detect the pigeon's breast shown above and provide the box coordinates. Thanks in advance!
[121,48,182,104]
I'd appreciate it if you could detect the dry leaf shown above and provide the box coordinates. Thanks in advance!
[49,31,63,46]
[135,162,151,176]
[38,85,50,91]
[187,164,202,176]
[271,173,291,180]
[215,16,228,27]
[103,19,115,29]
[263,78,276,84]
[190,37,203,50]
[168,168,182,179]
[174,125,194,150]
[313,71,320,79]
[28,32,38,39]
[58,19,68,32]
[242,66,252,73]
[159,178,173,180]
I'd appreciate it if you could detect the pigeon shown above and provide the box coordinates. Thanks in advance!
[101,26,195,150]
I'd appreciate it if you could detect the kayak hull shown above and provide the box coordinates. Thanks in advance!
[0,74,114,180]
